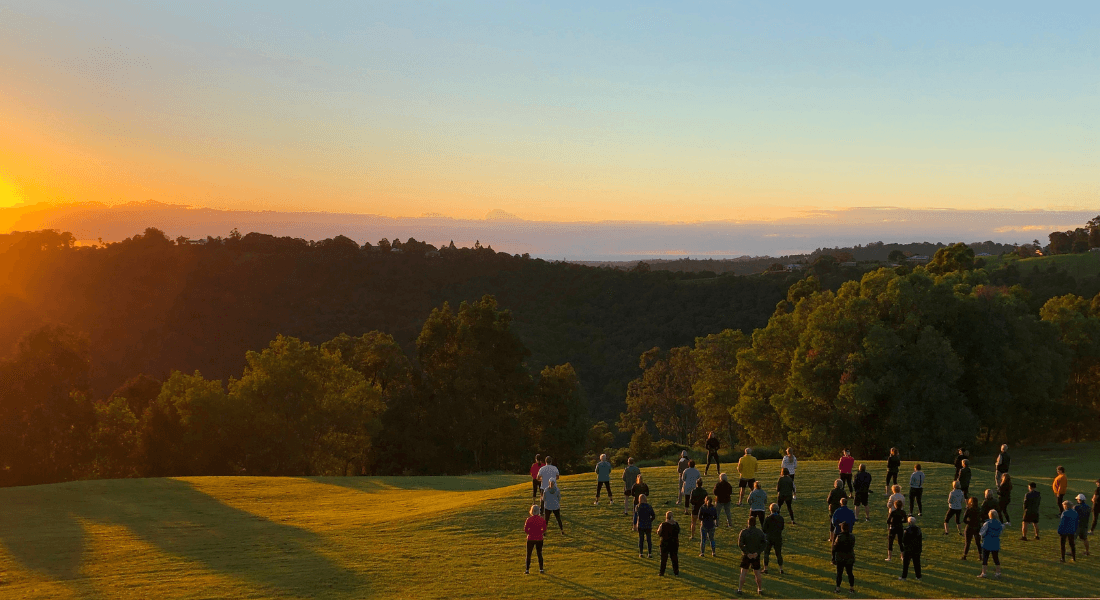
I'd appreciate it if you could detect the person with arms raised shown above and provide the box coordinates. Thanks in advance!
[762,503,785,575]
[898,516,923,582]
[704,431,721,475]
[737,516,767,595]
[524,504,548,574]
[978,509,1004,578]
[657,511,681,576]
[737,448,758,506]
[634,493,656,558]
[714,473,735,527]
[622,458,640,515]
[853,464,872,522]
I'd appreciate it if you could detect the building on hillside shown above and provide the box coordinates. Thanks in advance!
[785,263,805,271]
[907,255,930,263]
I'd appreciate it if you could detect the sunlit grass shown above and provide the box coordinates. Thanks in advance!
[1,448,1097,598]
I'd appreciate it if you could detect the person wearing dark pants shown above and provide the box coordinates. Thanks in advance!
[899,517,923,581]
[995,444,1010,487]
[704,431,721,475]
[657,511,681,576]
[1091,479,1100,533]
[885,448,900,495]
[1058,501,1079,563]
[958,459,972,499]
[738,516,767,595]
[762,503,785,575]
[945,481,965,535]
[838,450,855,494]
[635,494,656,558]
[886,500,907,562]
[542,479,565,535]
[1053,467,1068,518]
[979,510,1003,578]
[826,479,847,539]
[530,455,542,499]
[832,521,856,594]
[1074,494,1092,556]
[962,497,983,560]
[997,474,1013,525]
[524,505,547,574]
[593,454,613,505]
[853,464,872,522]
[776,468,796,524]
[908,464,925,516]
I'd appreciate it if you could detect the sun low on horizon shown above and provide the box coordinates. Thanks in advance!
[0,1,1097,223]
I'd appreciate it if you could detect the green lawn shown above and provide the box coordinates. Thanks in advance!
[1,447,1098,599]
[982,252,1100,280]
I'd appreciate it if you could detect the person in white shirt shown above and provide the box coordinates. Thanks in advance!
[887,485,905,512]
[538,457,560,515]
[681,461,701,515]
[781,448,798,498]
[676,451,691,505]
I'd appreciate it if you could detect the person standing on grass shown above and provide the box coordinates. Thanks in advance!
[748,481,769,523]
[831,498,856,544]
[853,464,872,522]
[908,464,924,516]
[887,484,905,514]
[1022,482,1041,540]
[995,444,1010,487]
[714,473,735,527]
[1058,500,1079,563]
[537,457,559,514]
[762,503,785,575]
[954,448,969,481]
[777,468,796,524]
[832,521,856,594]
[898,516,923,582]
[622,458,641,515]
[1053,466,1068,518]
[594,454,613,505]
[704,432,721,475]
[997,474,1013,525]
[630,474,650,529]
[542,478,565,535]
[958,459,973,499]
[530,454,543,499]
[1074,494,1091,557]
[1092,479,1100,533]
[781,448,798,492]
[682,460,702,514]
[885,448,901,495]
[634,493,656,558]
[838,450,855,494]
[945,481,965,535]
[737,448,758,506]
[657,511,681,576]
[699,496,719,557]
[978,509,1003,578]
[688,478,708,539]
[980,489,998,528]
[737,516,767,595]
[827,479,848,538]
[962,497,983,560]
[676,451,690,505]
[886,499,907,562]
[524,504,548,574]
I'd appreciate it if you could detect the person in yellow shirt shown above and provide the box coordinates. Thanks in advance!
[737,448,759,506]
[1053,466,1068,518]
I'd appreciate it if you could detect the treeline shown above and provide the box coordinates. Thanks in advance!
[1047,215,1100,255]
[0,296,589,487]
[620,244,1100,461]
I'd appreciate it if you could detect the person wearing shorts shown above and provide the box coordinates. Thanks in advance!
[853,464,872,521]
[1022,482,1041,540]
[737,516,767,595]
[737,448,758,506]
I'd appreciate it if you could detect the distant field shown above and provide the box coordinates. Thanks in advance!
[1,446,1098,599]
[983,252,1100,279]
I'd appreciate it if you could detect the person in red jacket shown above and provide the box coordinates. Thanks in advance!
[530,455,543,499]
[838,450,855,494]
[525,504,548,574]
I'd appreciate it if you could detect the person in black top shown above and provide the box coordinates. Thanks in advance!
[962,496,983,560]
[899,516,923,581]
[853,464,872,522]
[958,459,973,499]
[762,503,785,575]
[886,500,907,561]
[1092,479,1100,533]
[995,444,1010,487]
[885,448,901,495]
[954,448,968,481]
[997,474,1013,525]
[832,521,856,594]
[827,479,847,536]
[704,431,721,475]
[657,511,681,576]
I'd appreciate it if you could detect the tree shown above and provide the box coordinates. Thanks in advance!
[620,346,699,445]
[888,249,907,263]
[526,364,588,469]
[1040,293,1100,440]
[0,325,96,486]
[586,421,615,456]
[691,329,750,449]
[926,242,974,274]
[140,370,238,477]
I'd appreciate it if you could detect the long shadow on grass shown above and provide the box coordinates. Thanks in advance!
[317,474,528,493]
[3,478,367,597]
[0,487,86,581]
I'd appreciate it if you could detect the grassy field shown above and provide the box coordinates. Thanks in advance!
[982,252,1100,280]
[1,446,1098,599]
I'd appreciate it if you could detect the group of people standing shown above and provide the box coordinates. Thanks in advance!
[522,440,1098,593]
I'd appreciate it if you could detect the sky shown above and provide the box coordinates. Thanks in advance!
[0,1,1097,224]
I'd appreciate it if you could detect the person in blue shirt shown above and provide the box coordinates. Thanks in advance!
[594,454,613,505]
[698,497,719,557]
[831,497,857,544]
[1073,494,1091,557]
[1058,500,1079,563]
[978,510,1004,579]
[634,493,657,558]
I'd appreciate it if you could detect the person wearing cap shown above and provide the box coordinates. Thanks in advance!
[1053,466,1068,518]
[676,450,691,505]
[737,448,758,506]
[594,454,613,505]
[1073,493,1091,556]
